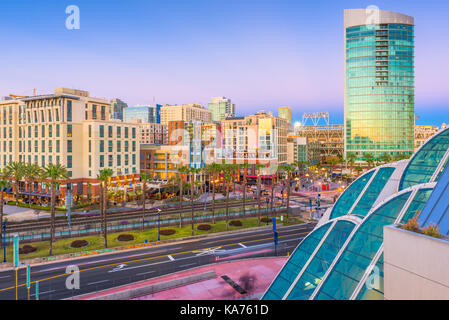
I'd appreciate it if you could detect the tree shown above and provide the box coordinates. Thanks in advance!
[189,167,201,236]
[240,163,251,217]
[97,169,113,249]
[23,163,42,208]
[396,153,410,161]
[140,172,151,232]
[254,164,265,226]
[6,161,25,206]
[221,164,234,231]
[0,168,12,249]
[365,153,375,169]
[346,153,356,175]
[205,163,220,224]
[177,165,189,228]
[270,166,279,216]
[280,164,296,220]
[42,164,69,256]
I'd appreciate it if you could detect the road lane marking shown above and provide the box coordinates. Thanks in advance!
[0,276,10,279]
[193,247,225,256]
[0,231,309,293]
[168,255,175,261]
[30,290,56,297]
[88,280,109,286]
[239,243,247,248]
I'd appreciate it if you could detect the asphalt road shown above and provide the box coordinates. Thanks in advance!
[0,222,316,300]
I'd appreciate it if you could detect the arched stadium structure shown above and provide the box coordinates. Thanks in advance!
[263,127,449,300]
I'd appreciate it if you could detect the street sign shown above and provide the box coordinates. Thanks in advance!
[13,235,19,268]
[272,217,276,231]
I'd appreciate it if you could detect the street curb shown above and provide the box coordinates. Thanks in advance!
[0,221,310,272]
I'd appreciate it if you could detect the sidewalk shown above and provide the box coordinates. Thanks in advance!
[77,257,287,300]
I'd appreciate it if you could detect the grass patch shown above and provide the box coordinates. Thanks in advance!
[3,216,296,261]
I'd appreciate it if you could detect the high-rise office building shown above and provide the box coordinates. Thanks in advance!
[344,9,415,161]
[278,106,292,124]
[124,105,161,124]
[208,97,235,122]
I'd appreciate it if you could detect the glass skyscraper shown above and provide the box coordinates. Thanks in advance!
[124,105,161,123]
[344,9,415,161]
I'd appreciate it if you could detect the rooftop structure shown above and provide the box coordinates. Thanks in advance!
[263,126,449,300]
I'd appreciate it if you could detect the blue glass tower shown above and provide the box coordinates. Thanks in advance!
[344,9,415,161]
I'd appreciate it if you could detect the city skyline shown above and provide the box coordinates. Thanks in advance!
[1,0,448,126]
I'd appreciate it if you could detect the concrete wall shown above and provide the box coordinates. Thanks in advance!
[384,225,449,300]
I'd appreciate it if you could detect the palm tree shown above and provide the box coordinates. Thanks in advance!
[140,172,151,232]
[221,164,234,231]
[280,165,296,221]
[177,165,189,228]
[365,153,375,169]
[254,164,265,226]
[189,167,201,236]
[205,163,220,224]
[23,163,42,207]
[346,153,356,175]
[42,164,69,256]
[97,169,114,249]
[240,163,251,217]
[0,168,12,249]
[381,152,392,164]
[6,161,25,206]
[270,166,279,216]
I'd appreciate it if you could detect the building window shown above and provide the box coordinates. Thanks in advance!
[67,140,72,153]
[67,100,72,122]
[56,124,60,137]
[88,125,92,138]
[125,127,129,138]
[99,125,104,138]
[108,126,113,138]
[56,140,60,152]
[92,105,97,120]
[117,141,121,152]
[117,155,121,166]
[108,141,113,152]
[108,155,113,167]
[100,155,104,168]
[101,106,105,120]
[100,140,104,152]
[67,124,72,137]
[67,156,72,168]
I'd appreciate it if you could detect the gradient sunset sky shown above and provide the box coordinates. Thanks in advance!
[1,0,448,126]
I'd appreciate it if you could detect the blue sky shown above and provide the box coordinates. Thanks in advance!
[0,0,448,126]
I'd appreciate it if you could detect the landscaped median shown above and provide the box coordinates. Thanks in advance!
[1,216,304,265]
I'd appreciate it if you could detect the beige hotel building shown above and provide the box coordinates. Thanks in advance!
[0,88,140,200]
[160,103,212,126]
